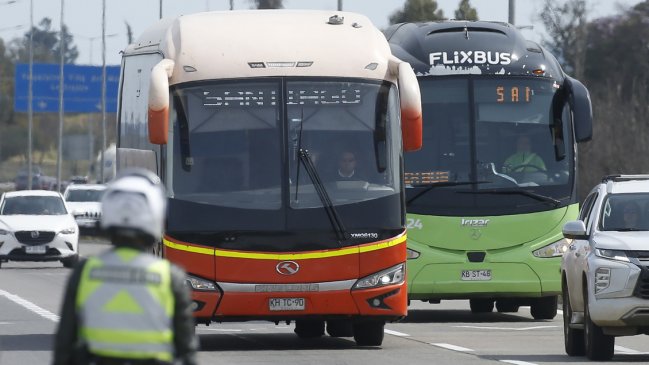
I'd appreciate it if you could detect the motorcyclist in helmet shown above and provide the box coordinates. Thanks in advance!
[53,169,198,365]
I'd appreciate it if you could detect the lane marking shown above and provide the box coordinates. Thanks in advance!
[500,360,539,365]
[384,329,410,337]
[0,289,59,322]
[430,343,474,352]
[199,328,242,332]
[615,345,645,354]
[455,325,558,331]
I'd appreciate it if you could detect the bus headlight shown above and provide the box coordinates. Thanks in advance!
[532,238,569,258]
[185,274,218,291]
[353,263,405,290]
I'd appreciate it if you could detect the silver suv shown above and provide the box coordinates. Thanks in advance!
[561,175,649,360]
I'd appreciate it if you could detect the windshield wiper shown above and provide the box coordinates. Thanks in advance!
[406,181,489,206]
[298,149,348,245]
[458,189,561,207]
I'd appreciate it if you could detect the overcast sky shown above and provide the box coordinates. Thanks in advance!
[0,0,642,66]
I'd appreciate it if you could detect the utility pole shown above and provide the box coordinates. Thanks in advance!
[57,0,65,192]
[337,0,342,11]
[27,0,33,189]
[508,0,515,25]
[159,0,162,19]
[100,0,106,183]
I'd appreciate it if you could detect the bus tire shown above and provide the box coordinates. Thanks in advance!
[531,296,558,320]
[326,320,353,337]
[584,288,614,360]
[353,320,384,346]
[294,320,324,339]
[469,299,494,313]
[562,283,584,356]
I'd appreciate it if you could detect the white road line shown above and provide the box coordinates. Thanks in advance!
[0,289,59,322]
[455,325,558,331]
[199,328,243,332]
[615,345,644,354]
[500,360,539,365]
[430,343,474,352]
[384,329,410,337]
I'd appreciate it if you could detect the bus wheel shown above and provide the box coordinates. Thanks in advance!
[584,288,614,360]
[326,320,353,337]
[353,320,384,346]
[495,299,519,313]
[562,283,584,356]
[469,299,494,313]
[531,296,558,320]
[294,320,324,339]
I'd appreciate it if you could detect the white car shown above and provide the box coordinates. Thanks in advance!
[0,190,79,268]
[63,183,105,234]
[561,175,649,360]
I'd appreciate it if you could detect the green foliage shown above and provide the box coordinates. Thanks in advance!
[389,0,446,25]
[9,18,79,64]
[455,0,478,21]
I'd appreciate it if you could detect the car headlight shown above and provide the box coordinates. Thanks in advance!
[595,248,630,262]
[0,229,11,235]
[60,227,76,234]
[406,248,420,259]
[185,274,218,291]
[532,238,570,258]
[353,263,405,290]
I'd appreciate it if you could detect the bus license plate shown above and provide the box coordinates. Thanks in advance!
[461,269,492,281]
[269,298,305,311]
[25,246,46,254]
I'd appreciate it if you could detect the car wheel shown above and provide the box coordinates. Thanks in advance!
[61,254,79,268]
[583,287,614,360]
[326,319,353,337]
[531,296,558,320]
[294,320,324,339]
[469,298,494,313]
[562,281,584,356]
[353,320,384,346]
[496,299,520,313]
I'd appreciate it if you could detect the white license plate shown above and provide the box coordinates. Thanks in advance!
[25,246,46,254]
[461,269,492,281]
[269,298,305,311]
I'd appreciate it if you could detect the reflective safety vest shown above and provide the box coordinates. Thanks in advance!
[76,247,175,362]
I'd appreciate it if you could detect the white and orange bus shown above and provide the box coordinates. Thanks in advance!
[116,10,421,346]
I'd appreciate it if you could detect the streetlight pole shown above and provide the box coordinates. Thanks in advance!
[159,0,162,19]
[27,0,33,189]
[100,0,106,183]
[57,0,65,192]
[337,0,342,11]
[508,0,515,25]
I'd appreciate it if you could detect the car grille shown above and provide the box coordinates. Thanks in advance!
[14,231,56,245]
[634,265,649,299]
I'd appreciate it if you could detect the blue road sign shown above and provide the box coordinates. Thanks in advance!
[14,63,120,113]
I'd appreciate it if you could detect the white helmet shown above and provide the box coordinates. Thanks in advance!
[100,168,166,242]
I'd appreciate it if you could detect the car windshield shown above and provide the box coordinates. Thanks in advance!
[1,196,68,215]
[66,189,105,202]
[600,193,649,231]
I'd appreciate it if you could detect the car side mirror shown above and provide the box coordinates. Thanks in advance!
[562,220,587,239]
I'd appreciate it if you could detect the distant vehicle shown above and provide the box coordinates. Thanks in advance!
[0,190,79,268]
[561,175,649,360]
[69,176,89,184]
[13,165,45,190]
[63,184,106,235]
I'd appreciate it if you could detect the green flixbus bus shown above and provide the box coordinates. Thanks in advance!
[385,21,593,318]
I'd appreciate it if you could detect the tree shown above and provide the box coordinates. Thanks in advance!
[251,0,283,9]
[9,18,79,64]
[389,0,446,25]
[454,0,478,21]
[538,0,589,80]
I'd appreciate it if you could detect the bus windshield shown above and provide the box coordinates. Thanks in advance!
[406,77,574,216]
[166,78,403,249]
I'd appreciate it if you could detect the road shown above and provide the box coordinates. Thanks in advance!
[1,237,648,365]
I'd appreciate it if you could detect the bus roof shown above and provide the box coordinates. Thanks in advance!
[124,10,397,85]
[384,20,564,81]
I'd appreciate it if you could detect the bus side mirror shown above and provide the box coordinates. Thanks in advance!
[148,59,175,145]
[397,62,422,152]
[564,76,592,143]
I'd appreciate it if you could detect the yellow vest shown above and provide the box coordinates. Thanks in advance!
[76,247,174,362]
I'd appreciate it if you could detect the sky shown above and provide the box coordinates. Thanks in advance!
[0,0,643,66]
